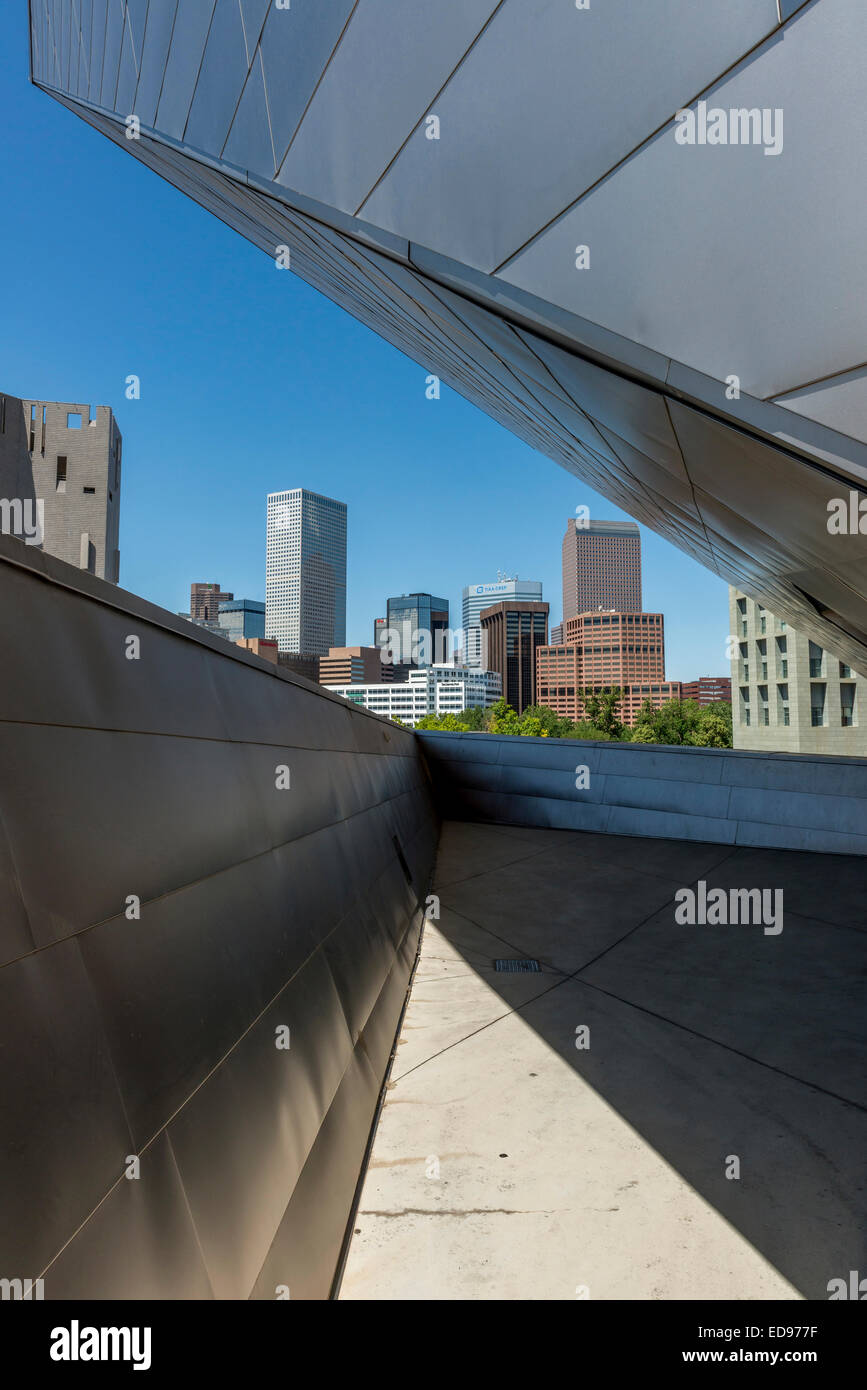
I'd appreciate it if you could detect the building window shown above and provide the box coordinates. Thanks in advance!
[841,686,856,727]
[83,486,95,494]
[808,641,823,678]
[840,662,853,679]
[811,683,826,726]
[744,708,751,726]
[66,412,82,428]
[782,706,790,726]
[56,456,67,491]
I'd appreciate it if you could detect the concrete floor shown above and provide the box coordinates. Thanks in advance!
[340,821,867,1300]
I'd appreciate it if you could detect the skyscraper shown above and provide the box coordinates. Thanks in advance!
[191,582,233,624]
[462,578,543,667]
[266,489,347,655]
[480,600,549,714]
[376,593,449,681]
[217,599,265,641]
[562,520,641,621]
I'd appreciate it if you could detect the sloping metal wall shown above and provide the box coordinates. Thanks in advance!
[419,730,867,856]
[0,536,438,1299]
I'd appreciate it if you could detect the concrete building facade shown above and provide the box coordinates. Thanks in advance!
[0,394,121,581]
[480,600,549,715]
[729,588,867,755]
[461,578,543,667]
[266,489,347,655]
[563,520,641,622]
[325,665,502,727]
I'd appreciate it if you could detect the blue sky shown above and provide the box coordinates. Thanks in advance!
[1,5,730,681]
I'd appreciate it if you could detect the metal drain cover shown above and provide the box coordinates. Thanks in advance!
[493,958,540,973]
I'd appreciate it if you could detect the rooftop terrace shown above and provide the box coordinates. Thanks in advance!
[342,820,867,1300]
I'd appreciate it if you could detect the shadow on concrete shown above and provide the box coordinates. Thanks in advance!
[369,820,867,1299]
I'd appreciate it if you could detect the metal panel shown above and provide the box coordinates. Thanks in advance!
[0,541,438,1297]
[43,1134,215,1299]
[0,938,132,1279]
[278,0,500,214]
[222,47,275,174]
[114,11,139,114]
[501,0,867,400]
[256,0,356,171]
[99,0,125,109]
[132,0,178,125]
[184,0,251,156]
[360,0,778,271]
[166,948,353,1300]
[774,367,867,444]
[155,0,217,141]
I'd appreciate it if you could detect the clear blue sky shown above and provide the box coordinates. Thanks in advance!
[1,5,729,681]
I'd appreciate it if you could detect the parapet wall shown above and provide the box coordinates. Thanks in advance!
[0,536,438,1299]
[417,731,867,856]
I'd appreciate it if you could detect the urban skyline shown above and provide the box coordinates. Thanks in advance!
[0,0,732,688]
[7,0,867,1319]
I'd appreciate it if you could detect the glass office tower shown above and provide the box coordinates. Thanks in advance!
[378,593,449,682]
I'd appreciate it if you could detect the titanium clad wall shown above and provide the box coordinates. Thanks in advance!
[0,534,438,1299]
[417,731,867,857]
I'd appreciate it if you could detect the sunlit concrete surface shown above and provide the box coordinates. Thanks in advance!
[340,822,867,1300]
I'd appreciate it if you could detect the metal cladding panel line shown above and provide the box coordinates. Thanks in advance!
[0,535,438,1299]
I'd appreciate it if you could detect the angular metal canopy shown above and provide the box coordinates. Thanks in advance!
[28,0,867,669]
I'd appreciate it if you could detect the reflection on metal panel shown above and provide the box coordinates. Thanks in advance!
[0,537,438,1299]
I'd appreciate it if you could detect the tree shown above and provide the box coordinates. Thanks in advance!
[456,705,488,731]
[690,701,733,748]
[414,711,470,731]
[520,704,573,738]
[576,686,624,739]
[487,697,521,734]
[623,697,733,748]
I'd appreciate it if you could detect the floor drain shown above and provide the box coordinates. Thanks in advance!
[493,958,540,973]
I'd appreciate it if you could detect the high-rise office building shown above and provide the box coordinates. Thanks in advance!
[191,583,234,624]
[480,601,549,714]
[562,520,641,621]
[376,593,449,681]
[266,489,347,655]
[0,393,122,581]
[729,589,866,754]
[462,578,543,667]
[537,612,680,726]
[217,599,265,641]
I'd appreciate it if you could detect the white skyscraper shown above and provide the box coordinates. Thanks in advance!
[266,488,347,654]
[461,578,543,666]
